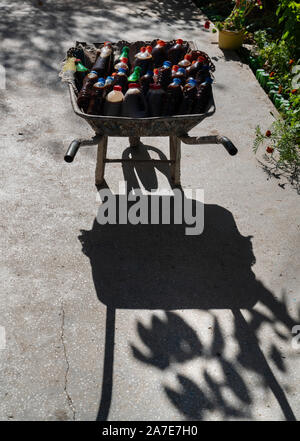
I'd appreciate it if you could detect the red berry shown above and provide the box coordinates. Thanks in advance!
[265,130,271,137]
[266,146,274,154]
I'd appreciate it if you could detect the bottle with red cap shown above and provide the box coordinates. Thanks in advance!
[186,56,207,78]
[104,85,124,116]
[178,54,192,68]
[146,83,166,117]
[122,83,148,117]
[77,70,99,112]
[137,45,153,76]
[152,40,167,67]
[153,68,159,83]
[158,61,172,89]
[171,65,179,79]
[92,41,114,76]
[168,39,185,65]
[114,57,129,74]
[87,78,106,115]
[163,78,183,116]
[172,67,186,81]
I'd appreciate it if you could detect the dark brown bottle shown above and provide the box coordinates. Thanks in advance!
[163,78,183,116]
[122,83,148,118]
[168,39,185,66]
[77,70,99,112]
[193,78,213,114]
[92,41,114,76]
[158,61,172,89]
[180,79,197,114]
[152,40,167,68]
[186,56,207,78]
[87,78,106,115]
[114,68,128,93]
[146,83,166,117]
[140,70,154,95]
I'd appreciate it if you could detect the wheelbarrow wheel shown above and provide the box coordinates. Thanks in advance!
[129,136,140,148]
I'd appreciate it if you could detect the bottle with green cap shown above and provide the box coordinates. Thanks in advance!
[118,46,131,71]
[75,58,89,90]
[128,66,141,83]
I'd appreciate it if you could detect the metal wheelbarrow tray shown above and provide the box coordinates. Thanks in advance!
[62,40,238,186]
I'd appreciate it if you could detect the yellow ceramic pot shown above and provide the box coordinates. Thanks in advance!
[218,29,245,50]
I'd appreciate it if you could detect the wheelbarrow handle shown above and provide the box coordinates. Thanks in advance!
[179,134,238,156]
[64,140,81,162]
[217,136,238,156]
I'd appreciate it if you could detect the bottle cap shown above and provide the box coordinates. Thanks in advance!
[173,78,181,85]
[187,78,197,86]
[123,46,129,51]
[154,68,159,75]
[157,40,166,46]
[178,67,186,74]
[197,56,206,63]
[113,85,122,91]
[90,70,98,75]
[128,83,140,89]
[134,66,142,72]
[163,61,171,68]
[146,70,154,76]
[118,68,127,74]
[204,77,213,84]
[105,76,114,83]
[98,77,106,83]
[176,39,183,45]
[104,41,112,45]
[184,54,192,61]
[112,72,117,77]
[146,46,153,53]
[140,46,146,52]
[121,57,128,63]
[150,83,161,89]
[94,79,105,87]
[172,65,179,71]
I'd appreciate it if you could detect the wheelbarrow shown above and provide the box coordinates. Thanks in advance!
[62,40,237,186]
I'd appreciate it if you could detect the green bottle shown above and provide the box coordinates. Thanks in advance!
[256,69,264,82]
[75,59,89,73]
[269,86,279,99]
[261,72,270,88]
[128,66,141,82]
[266,81,275,91]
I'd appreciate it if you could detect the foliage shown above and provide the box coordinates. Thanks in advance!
[215,0,263,31]
[254,116,300,169]
[276,0,300,57]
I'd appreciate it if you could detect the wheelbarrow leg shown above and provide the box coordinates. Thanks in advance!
[169,135,181,186]
[129,136,140,148]
[95,135,108,186]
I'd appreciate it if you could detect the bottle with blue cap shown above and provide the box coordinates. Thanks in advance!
[163,77,183,116]
[180,78,197,115]
[114,67,128,93]
[193,76,212,114]
[173,66,186,81]
[158,60,172,89]
[105,76,115,93]
[87,78,106,115]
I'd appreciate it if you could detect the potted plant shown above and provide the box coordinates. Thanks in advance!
[215,0,263,50]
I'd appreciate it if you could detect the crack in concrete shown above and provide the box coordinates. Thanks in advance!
[60,303,76,421]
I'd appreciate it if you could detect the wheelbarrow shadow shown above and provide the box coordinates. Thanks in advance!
[78,142,297,421]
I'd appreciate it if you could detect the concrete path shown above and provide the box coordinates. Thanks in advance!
[0,0,299,421]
